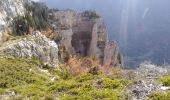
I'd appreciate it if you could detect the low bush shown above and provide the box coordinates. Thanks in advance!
[103,78,120,88]
[160,75,170,86]
[75,73,95,82]
[12,2,49,35]
[49,65,71,80]
[89,89,117,100]
[0,88,5,95]
[0,58,46,88]
[147,91,170,100]
[89,66,99,75]
[0,57,131,100]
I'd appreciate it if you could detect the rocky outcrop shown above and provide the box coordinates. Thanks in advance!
[0,0,31,43]
[126,62,170,100]
[0,31,59,68]
[50,10,122,67]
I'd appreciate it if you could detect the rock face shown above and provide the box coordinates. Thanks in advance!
[0,31,59,68]
[50,10,122,67]
[0,0,31,43]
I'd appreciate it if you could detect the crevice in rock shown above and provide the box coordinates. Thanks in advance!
[71,31,92,56]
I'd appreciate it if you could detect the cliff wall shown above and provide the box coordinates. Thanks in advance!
[50,10,123,67]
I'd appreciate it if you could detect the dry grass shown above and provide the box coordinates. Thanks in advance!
[66,56,89,76]
[65,56,119,76]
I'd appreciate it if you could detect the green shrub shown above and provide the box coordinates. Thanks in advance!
[103,78,120,88]
[59,94,94,100]
[12,2,49,35]
[8,82,56,100]
[89,66,99,75]
[43,95,55,100]
[0,57,130,100]
[75,73,95,82]
[0,58,46,88]
[59,94,77,100]
[160,75,170,86]
[12,15,28,35]
[48,80,82,93]
[12,85,45,97]
[0,88,5,95]
[58,46,70,63]
[148,91,170,100]
[89,89,117,99]
[111,69,124,78]
[49,65,71,80]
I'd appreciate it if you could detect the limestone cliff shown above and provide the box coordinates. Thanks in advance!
[0,0,31,43]
[50,10,123,67]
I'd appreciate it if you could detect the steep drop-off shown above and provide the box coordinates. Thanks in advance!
[49,10,123,67]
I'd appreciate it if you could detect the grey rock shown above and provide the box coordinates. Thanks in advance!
[127,62,170,100]
[0,31,59,68]
[137,62,168,80]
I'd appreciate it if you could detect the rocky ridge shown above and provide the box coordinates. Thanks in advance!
[0,31,59,68]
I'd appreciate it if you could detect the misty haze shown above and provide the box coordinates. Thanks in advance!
[38,0,170,68]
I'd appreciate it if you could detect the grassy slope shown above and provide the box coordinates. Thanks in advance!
[0,57,132,100]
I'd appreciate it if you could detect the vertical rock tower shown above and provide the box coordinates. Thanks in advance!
[50,10,123,68]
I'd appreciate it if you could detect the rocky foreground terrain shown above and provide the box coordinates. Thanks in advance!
[0,0,170,100]
[126,63,170,100]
